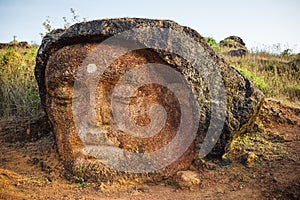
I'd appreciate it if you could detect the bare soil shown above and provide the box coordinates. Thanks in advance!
[0,98,299,200]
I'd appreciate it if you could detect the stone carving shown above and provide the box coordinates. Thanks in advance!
[35,18,263,183]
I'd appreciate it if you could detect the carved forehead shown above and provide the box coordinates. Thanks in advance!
[45,42,169,90]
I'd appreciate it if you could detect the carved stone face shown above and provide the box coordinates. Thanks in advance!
[45,42,197,182]
[36,18,263,184]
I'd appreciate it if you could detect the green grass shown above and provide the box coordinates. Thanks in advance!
[226,53,299,105]
[74,177,89,188]
[233,64,269,94]
[0,45,41,118]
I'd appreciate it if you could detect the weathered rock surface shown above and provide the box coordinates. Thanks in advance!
[35,18,264,183]
[220,36,248,57]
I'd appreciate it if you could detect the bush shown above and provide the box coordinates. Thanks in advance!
[205,37,221,52]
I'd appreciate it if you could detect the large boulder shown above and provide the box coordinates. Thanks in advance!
[220,36,248,57]
[35,18,264,183]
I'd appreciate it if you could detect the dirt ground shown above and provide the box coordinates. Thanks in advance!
[0,98,299,200]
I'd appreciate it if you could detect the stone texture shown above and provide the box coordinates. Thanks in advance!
[35,18,264,183]
[220,36,248,57]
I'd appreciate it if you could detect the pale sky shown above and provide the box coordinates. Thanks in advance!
[0,0,299,53]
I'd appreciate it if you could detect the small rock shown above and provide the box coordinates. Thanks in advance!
[173,170,200,190]
[193,158,206,170]
[220,157,232,166]
[287,118,297,125]
[136,186,150,193]
[31,157,39,165]
[40,161,46,171]
[205,162,218,170]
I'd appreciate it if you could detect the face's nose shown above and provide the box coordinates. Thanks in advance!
[79,90,116,146]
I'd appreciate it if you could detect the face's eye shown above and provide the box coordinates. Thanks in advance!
[72,82,90,101]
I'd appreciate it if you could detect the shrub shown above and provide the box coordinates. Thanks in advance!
[205,37,221,52]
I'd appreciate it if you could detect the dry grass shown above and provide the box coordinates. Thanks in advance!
[205,37,300,107]
[0,45,41,118]
[224,52,300,107]
[225,129,288,162]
